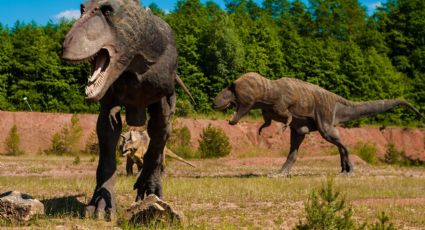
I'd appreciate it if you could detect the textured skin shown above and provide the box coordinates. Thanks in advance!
[214,72,422,175]
[62,0,181,220]
[120,130,195,176]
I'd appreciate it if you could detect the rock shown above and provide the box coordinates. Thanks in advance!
[0,191,44,222]
[126,194,183,226]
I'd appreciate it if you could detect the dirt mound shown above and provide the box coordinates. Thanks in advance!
[0,112,423,160]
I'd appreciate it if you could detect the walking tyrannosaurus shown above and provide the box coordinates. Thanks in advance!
[62,0,189,220]
[213,72,422,176]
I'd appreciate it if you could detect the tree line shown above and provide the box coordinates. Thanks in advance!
[0,0,423,125]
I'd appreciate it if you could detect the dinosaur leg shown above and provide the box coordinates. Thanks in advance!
[133,95,173,201]
[271,127,305,177]
[320,127,353,173]
[229,104,252,125]
[85,104,122,221]
[126,156,134,176]
[258,111,272,135]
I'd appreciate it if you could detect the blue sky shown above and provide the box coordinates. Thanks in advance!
[0,0,384,27]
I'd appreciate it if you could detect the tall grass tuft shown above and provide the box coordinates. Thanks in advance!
[353,142,378,165]
[168,126,196,158]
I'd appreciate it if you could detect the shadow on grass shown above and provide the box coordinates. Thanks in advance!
[189,172,267,178]
[176,171,328,178]
[42,194,86,218]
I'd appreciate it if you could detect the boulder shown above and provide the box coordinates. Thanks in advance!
[126,194,183,226]
[0,191,44,222]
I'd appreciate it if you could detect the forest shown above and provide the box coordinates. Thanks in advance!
[0,0,423,125]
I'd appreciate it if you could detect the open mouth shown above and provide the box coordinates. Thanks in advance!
[86,48,110,99]
[213,102,231,111]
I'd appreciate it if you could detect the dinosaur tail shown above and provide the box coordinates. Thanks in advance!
[164,148,196,167]
[175,74,196,104]
[336,99,423,123]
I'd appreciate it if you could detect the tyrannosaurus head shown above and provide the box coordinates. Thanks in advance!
[62,0,146,102]
[213,84,236,111]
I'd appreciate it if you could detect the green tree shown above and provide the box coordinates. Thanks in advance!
[5,125,24,156]
[375,0,425,115]
[0,25,13,110]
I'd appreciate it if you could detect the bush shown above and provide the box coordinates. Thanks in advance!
[353,142,378,165]
[198,125,231,158]
[5,125,24,156]
[295,179,355,230]
[384,143,401,165]
[368,212,396,230]
[45,114,83,155]
[73,156,81,165]
[384,143,424,167]
[84,130,99,155]
[175,98,194,117]
[296,179,396,230]
[167,126,196,158]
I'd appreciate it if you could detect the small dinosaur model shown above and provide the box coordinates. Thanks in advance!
[62,0,191,220]
[213,72,422,175]
[120,130,195,176]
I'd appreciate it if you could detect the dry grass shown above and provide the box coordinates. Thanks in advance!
[0,155,424,229]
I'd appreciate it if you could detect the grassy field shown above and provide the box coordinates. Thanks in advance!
[0,155,424,229]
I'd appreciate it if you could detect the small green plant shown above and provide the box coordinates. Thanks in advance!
[175,98,194,117]
[89,155,96,162]
[198,124,231,158]
[168,126,196,158]
[84,130,99,155]
[353,142,378,165]
[46,114,83,155]
[73,156,81,165]
[384,143,401,164]
[368,212,395,230]
[295,179,356,230]
[384,143,424,167]
[5,125,24,156]
[296,179,397,230]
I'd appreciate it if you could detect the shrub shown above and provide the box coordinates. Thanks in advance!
[167,126,196,158]
[84,130,99,155]
[5,125,24,156]
[175,98,194,117]
[296,179,396,230]
[384,143,401,165]
[73,156,81,165]
[368,212,396,230]
[353,142,378,165]
[295,179,355,230]
[198,125,231,158]
[46,114,83,155]
[384,143,424,167]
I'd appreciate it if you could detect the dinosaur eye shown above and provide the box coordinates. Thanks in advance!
[101,4,114,17]
[80,4,86,15]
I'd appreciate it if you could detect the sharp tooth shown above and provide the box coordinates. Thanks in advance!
[89,67,102,83]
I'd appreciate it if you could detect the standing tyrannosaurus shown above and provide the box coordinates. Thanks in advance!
[213,72,422,176]
[62,0,189,220]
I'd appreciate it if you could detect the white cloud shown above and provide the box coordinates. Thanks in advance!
[369,2,382,11]
[54,10,80,21]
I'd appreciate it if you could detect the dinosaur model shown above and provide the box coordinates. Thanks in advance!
[213,72,422,176]
[62,0,189,220]
[120,130,195,176]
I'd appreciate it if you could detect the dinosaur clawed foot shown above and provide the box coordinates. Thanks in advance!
[134,169,163,202]
[85,187,116,221]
